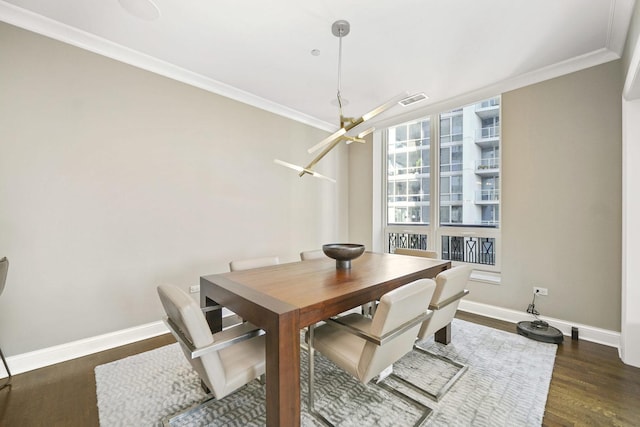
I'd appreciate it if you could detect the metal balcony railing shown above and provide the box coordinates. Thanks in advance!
[388,232,428,253]
[386,232,496,266]
[442,235,496,265]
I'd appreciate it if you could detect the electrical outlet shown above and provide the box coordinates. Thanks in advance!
[189,285,200,294]
[533,287,548,296]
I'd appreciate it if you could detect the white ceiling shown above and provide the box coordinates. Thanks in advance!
[0,0,636,131]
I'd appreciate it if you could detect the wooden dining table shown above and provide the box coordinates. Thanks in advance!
[200,251,450,426]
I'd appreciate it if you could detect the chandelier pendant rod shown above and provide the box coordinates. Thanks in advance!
[337,28,344,118]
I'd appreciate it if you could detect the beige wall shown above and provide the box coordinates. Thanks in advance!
[351,60,623,332]
[348,135,374,250]
[492,60,623,331]
[0,22,347,355]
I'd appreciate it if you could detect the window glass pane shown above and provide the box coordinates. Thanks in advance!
[440,118,450,138]
[421,121,430,139]
[409,122,421,140]
[386,118,431,225]
[440,206,450,223]
[440,147,450,172]
[439,97,500,227]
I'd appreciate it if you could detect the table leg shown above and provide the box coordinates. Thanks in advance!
[201,295,222,333]
[435,323,452,344]
[265,310,300,427]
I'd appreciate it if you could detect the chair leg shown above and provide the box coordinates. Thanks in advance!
[388,345,467,402]
[308,327,430,427]
[374,380,433,426]
[0,346,11,391]
[307,324,334,427]
[161,394,217,427]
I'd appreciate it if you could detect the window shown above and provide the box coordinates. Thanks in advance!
[385,96,501,271]
[387,119,431,224]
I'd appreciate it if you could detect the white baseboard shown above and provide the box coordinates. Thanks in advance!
[459,300,620,349]
[4,321,169,376]
[2,301,620,377]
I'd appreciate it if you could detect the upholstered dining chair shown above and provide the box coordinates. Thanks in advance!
[361,248,439,319]
[229,255,279,272]
[417,265,471,343]
[306,279,437,426]
[157,284,266,426]
[410,265,472,401]
[394,248,439,259]
[0,257,11,390]
[299,249,325,261]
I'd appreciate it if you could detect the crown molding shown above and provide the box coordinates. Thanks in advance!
[371,47,621,130]
[0,1,336,133]
[1,0,632,133]
[608,0,637,55]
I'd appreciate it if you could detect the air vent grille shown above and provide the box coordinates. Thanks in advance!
[399,93,428,107]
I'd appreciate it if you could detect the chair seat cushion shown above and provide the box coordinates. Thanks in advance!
[308,314,371,380]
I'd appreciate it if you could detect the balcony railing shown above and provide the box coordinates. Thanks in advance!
[476,158,499,170]
[440,192,463,202]
[388,232,428,252]
[388,165,430,176]
[476,189,500,202]
[478,98,500,109]
[441,235,496,265]
[386,231,496,266]
[476,126,500,140]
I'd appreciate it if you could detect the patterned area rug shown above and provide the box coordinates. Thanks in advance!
[95,319,557,426]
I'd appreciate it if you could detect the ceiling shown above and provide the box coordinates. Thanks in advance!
[0,0,636,131]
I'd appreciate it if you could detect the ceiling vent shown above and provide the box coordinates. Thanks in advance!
[399,93,428,107]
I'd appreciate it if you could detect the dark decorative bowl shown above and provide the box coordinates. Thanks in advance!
[322,243,365,269]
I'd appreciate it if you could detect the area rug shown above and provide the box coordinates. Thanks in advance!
[95,319,557,426]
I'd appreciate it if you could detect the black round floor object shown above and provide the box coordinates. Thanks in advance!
[517,320,564,344]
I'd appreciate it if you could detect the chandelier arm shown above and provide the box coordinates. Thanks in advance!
[299,136,346,176]
[274,159,336,183]
[307,128,347,154]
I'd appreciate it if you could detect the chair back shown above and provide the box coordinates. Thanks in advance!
[0,257,8,297]
[157,285,226,397]
[394,248,439,259]
[229,256,279,271]
[300,250,324,261]
[358,279,436,383]
[417,265,471,340]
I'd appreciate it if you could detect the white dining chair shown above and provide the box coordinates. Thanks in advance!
[157,284,266,426]
[306,278,436,426]
[229,256,279,271]
[299,250,325,261]
[409,265,471,401]
[394,248,439,259]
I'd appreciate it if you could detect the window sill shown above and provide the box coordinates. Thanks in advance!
[470,270,501,285]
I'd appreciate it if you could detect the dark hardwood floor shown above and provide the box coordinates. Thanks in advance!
[1,312,638,426]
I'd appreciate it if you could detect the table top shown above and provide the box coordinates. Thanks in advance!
[201,251,450,328]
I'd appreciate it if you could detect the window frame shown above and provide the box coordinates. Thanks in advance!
[382,97,502,273]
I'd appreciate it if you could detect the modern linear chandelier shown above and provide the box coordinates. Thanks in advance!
[275,20,425,183]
